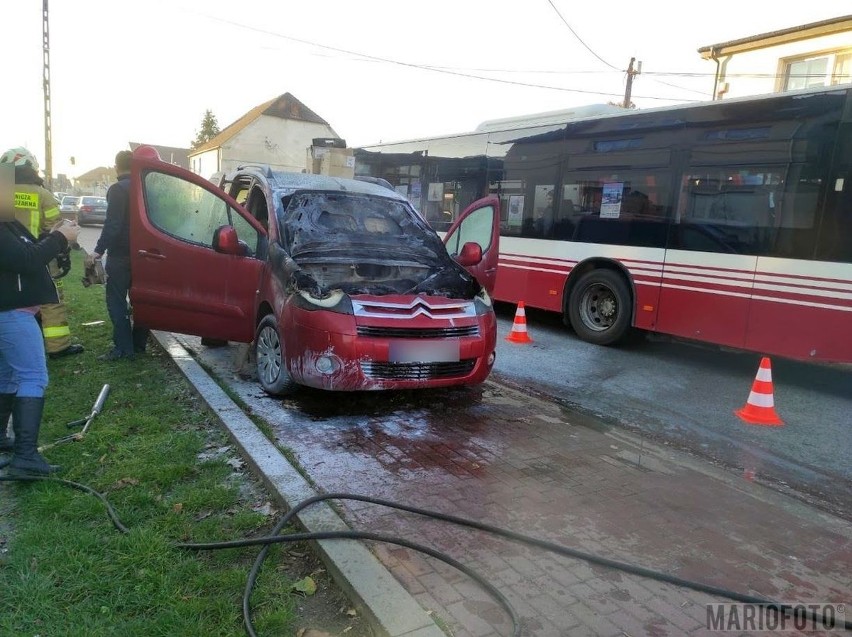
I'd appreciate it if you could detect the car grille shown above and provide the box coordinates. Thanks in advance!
[356,325,480,339]
[351,298,476,320]
[361,359,476,380]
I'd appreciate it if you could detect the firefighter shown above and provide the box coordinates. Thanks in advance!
[0,147,84,359]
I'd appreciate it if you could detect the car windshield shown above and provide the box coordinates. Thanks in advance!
[82,197,105,205]
[62,196,79,205]
[280,191,479,298]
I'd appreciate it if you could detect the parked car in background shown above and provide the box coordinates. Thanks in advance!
[59,195,80,221]
[76,196,108,225]
[127,145,500,396]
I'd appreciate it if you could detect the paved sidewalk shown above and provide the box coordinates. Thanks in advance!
[174,335,851,637]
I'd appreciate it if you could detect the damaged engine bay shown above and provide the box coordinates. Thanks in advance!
[278,191,481,298]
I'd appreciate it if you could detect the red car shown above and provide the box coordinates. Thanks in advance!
[128,146,500,395]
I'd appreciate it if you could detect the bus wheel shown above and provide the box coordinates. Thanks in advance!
[568,269,631,345]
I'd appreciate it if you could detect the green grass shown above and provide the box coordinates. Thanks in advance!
[0,250,298,637]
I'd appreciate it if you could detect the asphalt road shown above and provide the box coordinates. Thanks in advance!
[76,225,851,514]
[492,302,851,515]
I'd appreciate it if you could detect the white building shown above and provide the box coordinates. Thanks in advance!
[188,93,340,179]
[699,15,851,100]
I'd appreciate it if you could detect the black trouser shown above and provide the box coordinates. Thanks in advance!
[105,255,149,355]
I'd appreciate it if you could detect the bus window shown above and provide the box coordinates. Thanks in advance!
[491,125,564,239]
[519,185,556,238]
[673,165,822,258]
[559,170,671,247]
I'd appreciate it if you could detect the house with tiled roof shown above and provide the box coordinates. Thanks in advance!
[188,93,340,178]
[74,166,114,196]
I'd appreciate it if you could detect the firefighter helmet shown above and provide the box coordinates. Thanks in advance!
[0,147,39,172]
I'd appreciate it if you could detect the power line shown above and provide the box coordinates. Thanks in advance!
[649,77,712,97]
[426,66,622,75]
[345,61,846,82]
[187,10,696,102]
[645,70,843,78]
[544,0,620,71]
[543,1,704,99]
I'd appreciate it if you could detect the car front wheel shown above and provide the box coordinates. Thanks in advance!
[254,315,298,396]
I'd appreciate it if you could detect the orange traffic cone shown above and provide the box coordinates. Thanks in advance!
[735,357,784,426]
[505,302,533,344]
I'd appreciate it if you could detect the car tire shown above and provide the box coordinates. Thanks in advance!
[567,269,632,345]
[254,314,298,396]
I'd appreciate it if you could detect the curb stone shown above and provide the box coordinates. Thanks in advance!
[155,331,446,637]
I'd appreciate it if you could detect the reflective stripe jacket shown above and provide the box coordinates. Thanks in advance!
[13,183,60,237]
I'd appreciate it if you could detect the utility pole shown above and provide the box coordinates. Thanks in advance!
[42,0,53,189]
[623,57,641,109]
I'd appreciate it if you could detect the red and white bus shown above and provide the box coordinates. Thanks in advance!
[355,86,852,364]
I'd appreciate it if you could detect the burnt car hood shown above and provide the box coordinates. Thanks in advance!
[277,191,479,298]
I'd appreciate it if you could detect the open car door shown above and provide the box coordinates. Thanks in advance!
[443,195,500,295]
[128,146,266,343]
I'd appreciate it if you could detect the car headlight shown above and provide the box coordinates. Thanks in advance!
[474,288,493,315]
[295,289,354,314]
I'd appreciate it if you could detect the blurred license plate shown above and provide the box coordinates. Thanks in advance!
[389,341,459,363]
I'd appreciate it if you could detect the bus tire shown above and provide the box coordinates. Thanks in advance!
[568,269,632,346]
[254,314,299,396]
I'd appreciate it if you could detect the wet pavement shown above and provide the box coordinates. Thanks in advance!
[76,225,852,517]
[176,334,851,637]
[492,303,852,518]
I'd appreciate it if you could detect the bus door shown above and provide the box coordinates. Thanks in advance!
[746,146,852,362]
[656,168,763,349]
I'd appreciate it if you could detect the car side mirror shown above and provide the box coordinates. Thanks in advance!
[455,241,483,267]
[213,225,244,256]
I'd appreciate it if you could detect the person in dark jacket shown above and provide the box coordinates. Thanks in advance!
[89,150,149,360]
[0,201,80,475]
[1,146,84,359]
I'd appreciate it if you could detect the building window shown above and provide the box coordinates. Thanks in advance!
[782,51,852,91]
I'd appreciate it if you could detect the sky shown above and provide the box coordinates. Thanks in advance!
[0,1,845,180]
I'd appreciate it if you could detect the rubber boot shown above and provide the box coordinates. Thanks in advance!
[8,397,60,476]
[0,393,14,452]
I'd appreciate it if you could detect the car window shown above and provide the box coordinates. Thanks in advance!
[234,188,249,205]
[446,205,495,255]
[228,212,259,256]
[143,171,231,248]
[227,176,251,204]
[246,186,270,230]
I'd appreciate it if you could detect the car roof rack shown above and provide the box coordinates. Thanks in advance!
[354,175,395,191]
[236,164,274,178]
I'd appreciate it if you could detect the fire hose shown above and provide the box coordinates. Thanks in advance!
[0,476,847,637]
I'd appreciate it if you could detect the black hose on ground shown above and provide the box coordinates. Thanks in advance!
[1,477,848,636]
